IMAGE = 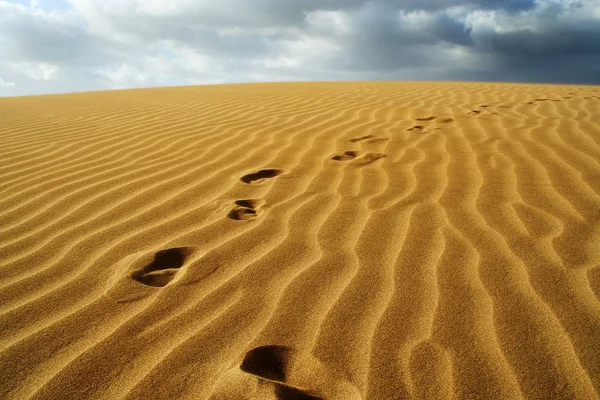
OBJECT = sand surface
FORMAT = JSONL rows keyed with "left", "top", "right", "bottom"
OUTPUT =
{"left": 1, "top": 81, "right": 600, "bottom": 400}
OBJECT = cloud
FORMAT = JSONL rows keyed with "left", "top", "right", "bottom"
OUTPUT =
{"left": 0, "top": 0, "right": 599, "bottom": 96}
{"left": 0, "top": 77, "right": 15, "bottom": 87}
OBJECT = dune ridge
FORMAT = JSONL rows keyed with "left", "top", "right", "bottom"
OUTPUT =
{"left": 1, "top": 81, "right": 599, "bottom": 399}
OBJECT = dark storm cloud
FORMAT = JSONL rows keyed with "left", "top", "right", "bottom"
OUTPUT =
{"left": 0, "top": 0, "right": 599, "bottom": 96}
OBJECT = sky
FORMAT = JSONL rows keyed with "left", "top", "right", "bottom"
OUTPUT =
{"left": 1, "top": 0, "right": 599, "bottom": 96}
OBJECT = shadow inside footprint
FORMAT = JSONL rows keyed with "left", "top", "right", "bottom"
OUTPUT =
{"left": 228, "top": 207, "right": 257, "bottom": 221}
{"left": 436, "top": 117, "right": 454, "bottom": 123}
{"left": 407, "top": 125, "right": 425, "bottom": 131}
{"left": 354, "top": 152, "right": 386, "bottom": 165}
{"left": 228, "top": 199, "right": 264, "bottom": 221}
{"left": 275, "top": 384, "right": 324, "bottom": 400}
{"left": 240, "top": 345, "right": 292, "bottom": 382}
{"left": 415, "top": 116, "right": 436, "bottom": 121}
{"left": 131, "top": 247, "right": 193, "bottom": 287}
{"left": 366, "top": 137, "right": 389, "bottom": 143}
{"left": 332, "top": 151, "right": 359, "bottom": 161}
{"left": 241, "top": 169, "right": 283, "bottom": 184}
{"left": 350, "top": 135, "right": 375, "bottom": 143}
{"left": 235, "top": 199, "right": 263, "bottom": 209}
{"left": 467, "top": 110, "right": 481, "bottom": 115}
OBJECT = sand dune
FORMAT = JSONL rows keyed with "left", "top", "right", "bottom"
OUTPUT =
{"left": 1, "top": 81, "right": 599, "bottom": 399}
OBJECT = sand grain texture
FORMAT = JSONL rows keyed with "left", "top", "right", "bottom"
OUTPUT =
{"left": 1, "top": 82, "right": 600, "bottom": 399}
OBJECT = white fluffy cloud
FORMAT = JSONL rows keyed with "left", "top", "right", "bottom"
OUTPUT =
{"left": 1, "top": 0, "right": 599, "bottom": 96}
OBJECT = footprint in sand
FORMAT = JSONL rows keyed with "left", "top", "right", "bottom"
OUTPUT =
{"left": 533, "top": 98, "right": 549, "bottom": 101}
{"left": 131, "top": 247, "right": 193, "bottom": 287}
{"left": 240, "top": 345, "right": 292, "bottom": 382}
{"left": 467, "top": 110, "right": 482, "bottom": 115}
{"left": 332, "top": 151, "right": 359, "bottom": 161}
{"left": 365, "top": 137, "right": 389, "bottom": 143}
{"left": 350, "top": 135, "right": 389, "bottom": 143}
{"left": 208, "top": 345, "right": 362, "bottom": 400}
{"left": 354, "top": 152, "right": 386, "bottom": 165}
{"left": 228, "top": 199, "right": 265, "bottom": 221}
{"left": 350, "top": 135, "right": 374, "bottom": 143}
{"left": 240, "top": 169, "right": 283, "bottom": 185}
{"left": 411, "top": 116, "right": 454, "bottom": 127}
{"left": 332, "top": 151, "right": 385, "bottom": 164}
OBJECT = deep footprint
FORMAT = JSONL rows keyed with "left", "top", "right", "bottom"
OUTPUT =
{"left": 240, "top": 345, "right": 292, "bottom": 382}
{"left": 240, "top": 345, "right": 325, "bottom": 400}
{"left": 240, "top": 169, "right": 283, "bottom": 184}
{"left": 407, "top": 125, "right": 425, "bottom": 131}
{"left": 275, "top": 384, "right": 324, "bottom": 400}
{"left": 332, "top": 151, "right": 359, "bottom": 161}
{"left": 436, "top": 117, "right": 454, "bottom": 123}
{"left": 415, "top": 116, "right": 436, "bottom": 121}
{"left": 131, "top": 247, "right": 193, "bottom": 287}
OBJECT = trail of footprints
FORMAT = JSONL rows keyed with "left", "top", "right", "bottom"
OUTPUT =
{"left": 127, "top": 99, "right": 575, "bottom": 397}
{"left": 464, "top": 92, "right": 600, "bottom": 116}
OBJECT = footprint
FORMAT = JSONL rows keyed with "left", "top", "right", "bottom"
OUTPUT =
{"left": 436, "top": 117, "right": 454, "bottom": 123}
{"left": 228, "top": 207, "right": 257, "bottom": 221}
{"left": 533, "top": 98, "right": 548, "bottom": 101}
{"left": 353, "top": 152, "right": 386, "bottom": 165}
{"left": 240, "top": 169, "right": 283, "bottom": 184}
{"left": 407, "top": 125, "right": 425, "bottom": 131}
{"left": 240, "top": 345, "right": 291, "bottom": 382}
{"left": 240, "top": 346, "right": 325, "bottom": 399}
{"left": 480, "top": 105, "right": 491, "bottom": 108}
{"left": 366, "top": 137, "right": 389, "bottom": 143}
{"left": 332, "top": 151, "right": 359, "bottom": 161}
{"left": 350, "top": 135, "right": 388, "bottom": 144}
{"left": 350, "top": 135, "right": 375, "bottom": 143}
{"left": 415, "top": 116, "right": 436, "bottom": 121}
{"left": 275, "top": 384, "right": 324, "bottom": 400}
{"left": 228, "top": 199, "right": 264, "bottom": 221}
{"left": 523, "top": 101, "right": 535, "bottom": 105}
{"left": 467, "top": 110, "right": 481, "bottom": 115}
{"left": 209, "top": 345, "right": 361, "bottom": 400}
{"left": 234, "top": 199, "right": 264, "bottom": 209}
{"left": 131, "top": 247, "right": 193, "bottom": 287}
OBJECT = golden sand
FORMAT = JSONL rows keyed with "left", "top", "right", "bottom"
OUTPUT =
{"left": 1, "top": 81, "right": 599, "bottom": 399}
